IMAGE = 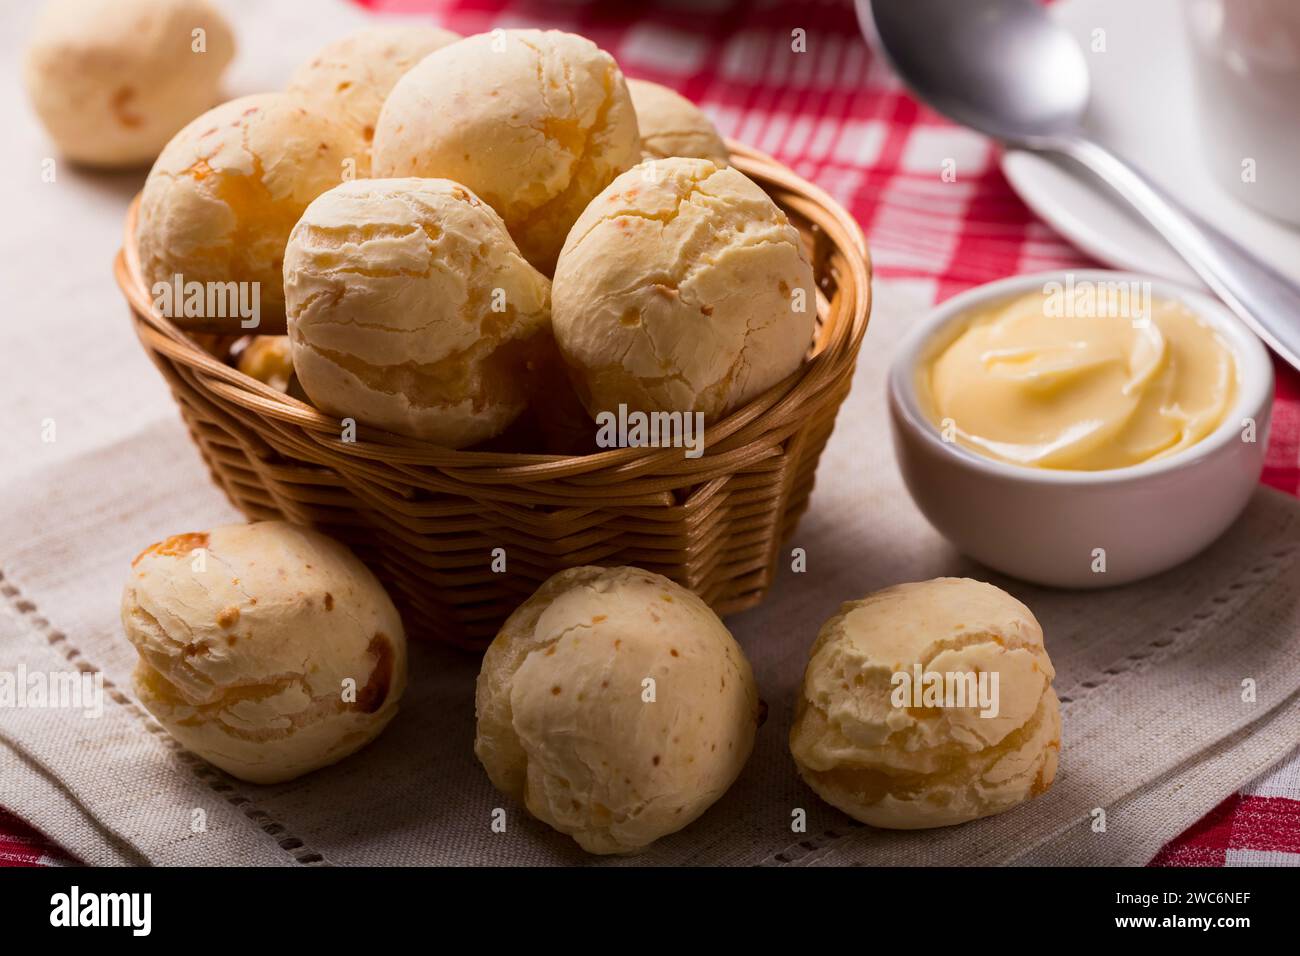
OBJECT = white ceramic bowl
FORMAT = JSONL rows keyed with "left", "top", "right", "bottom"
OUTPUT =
{"left": 888, "top": 270, "right": 1273, "bottom": 588}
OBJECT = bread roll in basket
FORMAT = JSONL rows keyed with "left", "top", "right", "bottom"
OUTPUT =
{"left": 114, "top": 143, "right": 872, "bottom": 650}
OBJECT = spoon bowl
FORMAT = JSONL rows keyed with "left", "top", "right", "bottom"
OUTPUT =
{"left": 865, "top": 0, "right": 1089, "bottom": 142}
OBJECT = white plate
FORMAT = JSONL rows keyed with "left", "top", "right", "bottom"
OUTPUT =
{"left": 1000, "top": 0, "right": 1300, "bottom": 288}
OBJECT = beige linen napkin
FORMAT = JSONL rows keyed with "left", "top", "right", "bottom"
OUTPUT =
{"left": 2, "top": 282, "right": 1298, "bottom": 867}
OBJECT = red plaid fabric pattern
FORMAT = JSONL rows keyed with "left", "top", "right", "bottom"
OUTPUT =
{"left": 0, "top": 810, "right": 71, "bottom": 868}
{"left": 4, "top": 0, "right": 1296, "bottom": 868}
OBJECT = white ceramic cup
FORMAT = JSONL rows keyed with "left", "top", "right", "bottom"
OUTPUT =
{"left": 1184, "top": 0, "right": 1300, "bottom": 225}
{"left": 888, "top": 270, "right": 1273, "bottom": 589}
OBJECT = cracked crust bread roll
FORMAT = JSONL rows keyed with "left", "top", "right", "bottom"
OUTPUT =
{"left": 284, "top": 177, "right": 552, "bottom": 448}
{"left": 551, "top": 157, "right": 817, "bottom": 420}
{"left": 372, "top": 29, "right": 640, "bottom": 274}
{"left": 121, "top": 522, "right": 407, "bottom": 784}
{"left": 475, "top": 566, "right": 761, "bottom": 854}
{"left": 235, "top": 335, "right": 294, "bottom": 392}
{"left": 627, "top": 78, "right": 728, "bottom": 166}
{"left": 136, "top": 93, "right": 366, "bottom": 333}
{"left": 23, "top": 0, "right": 235, "bottom": 167}
{"left": 789, "top": 578, "right": 1061, "bottom": 829}
{"left": 287, "top": 25, "right": 460, "bottom": 158}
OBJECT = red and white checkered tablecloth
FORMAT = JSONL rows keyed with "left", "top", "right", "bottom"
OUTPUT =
{"left": 4, "top": 0, "right": 1297, "bottom": 867}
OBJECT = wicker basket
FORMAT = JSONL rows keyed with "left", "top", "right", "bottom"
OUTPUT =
{"left": 115, "top": 143, "right": 872, "bottom": 650}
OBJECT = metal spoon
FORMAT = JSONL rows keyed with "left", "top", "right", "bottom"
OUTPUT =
{"left": 861, "top": 0, "right": 1300, "bottom": 371}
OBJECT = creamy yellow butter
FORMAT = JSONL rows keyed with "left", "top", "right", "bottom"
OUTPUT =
{"left": 921, "top": 290, "right": 1237, "bottom": 470}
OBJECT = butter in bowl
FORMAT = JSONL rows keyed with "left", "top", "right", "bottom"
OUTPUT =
{"left": 888, "top": 270, "right": 1273, "bottom": 588}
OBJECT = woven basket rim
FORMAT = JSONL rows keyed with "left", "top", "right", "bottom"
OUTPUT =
{"left": 116, "top": 141, "right": 872, "bottom": 476}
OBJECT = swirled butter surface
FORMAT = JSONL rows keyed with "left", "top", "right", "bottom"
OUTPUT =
{"left": 921, "top": 291, "right": 1237, "bottom": 471}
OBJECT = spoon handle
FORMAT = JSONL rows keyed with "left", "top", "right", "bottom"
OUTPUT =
{"left": 1052, "top": 135, "right": 1300, "bottom": 372}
